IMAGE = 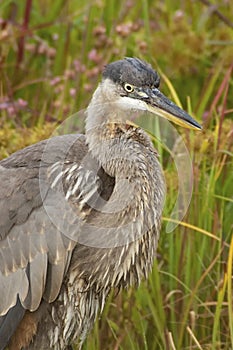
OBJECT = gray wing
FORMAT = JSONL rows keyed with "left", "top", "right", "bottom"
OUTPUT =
{"left": 0, "top": 134, "right": 104, "bottom": 346}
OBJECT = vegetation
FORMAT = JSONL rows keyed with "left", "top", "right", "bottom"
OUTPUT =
{"left": 0, "top": 0, "right": 232, "bottom": 349}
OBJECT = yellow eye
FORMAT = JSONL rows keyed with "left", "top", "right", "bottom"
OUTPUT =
{"left": 124, "top": 83, "right": 134, "bottom": 93}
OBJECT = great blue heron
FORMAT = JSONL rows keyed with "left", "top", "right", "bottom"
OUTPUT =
{"left": 0, "top": 58, "right": 201, "bottom": 349}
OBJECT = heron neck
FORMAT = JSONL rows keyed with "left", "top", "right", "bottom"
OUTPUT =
{"left": 84, "top": 121, "right": 165, "bottom": 257}
{"left": 85, "top": 120, "right": 156, "bottom": 176}
{"left": 85, "top": 85, "right": 147, "bottom": 169}
{"left": 86, "top": 84, "right": 128, "bottom": 133}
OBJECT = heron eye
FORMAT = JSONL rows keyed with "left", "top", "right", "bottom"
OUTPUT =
{"left": 124, "top": 83, "right": 134, "bottom": 93}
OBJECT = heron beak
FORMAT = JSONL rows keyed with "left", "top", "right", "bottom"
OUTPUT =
{"left": 144, "top": 88, "right": 202, "bottom": 130}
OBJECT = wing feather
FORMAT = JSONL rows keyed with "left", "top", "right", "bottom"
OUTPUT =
{"left": 43, "top": 251, "right": 73, "bottom": 303}
{"left": 0, "top": 134, "right": 104, "bottom": 324}
{"left": 21, "top": 253, "right": 48, "bottom": 311}
{"left": 0, "top": 269, "right": 28, "bottom": 315}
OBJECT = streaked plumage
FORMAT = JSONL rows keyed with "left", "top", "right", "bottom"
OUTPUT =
{"left": 0, "top": 58, "right": 201, "bottom": 349}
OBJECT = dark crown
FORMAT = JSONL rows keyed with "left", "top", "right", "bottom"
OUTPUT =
{"left": 102, "top": 57, "right": 160, "bottom": 88}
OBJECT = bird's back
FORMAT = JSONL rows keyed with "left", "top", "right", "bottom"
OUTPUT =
{"left": 0, "top": 133, "right": 112, "bottom": 349}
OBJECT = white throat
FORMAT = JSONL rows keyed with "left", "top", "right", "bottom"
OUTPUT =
{"left": 85, "top": 78, "right": 147, "bottom": 134}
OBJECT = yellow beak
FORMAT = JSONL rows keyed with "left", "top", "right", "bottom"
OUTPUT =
{"left": 140, "top": 87, "right": 202, "bottom": 130}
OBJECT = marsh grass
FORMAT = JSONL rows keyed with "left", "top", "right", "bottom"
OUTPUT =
{"left": 0, "top": 1, "right": 232, "bottom": 349}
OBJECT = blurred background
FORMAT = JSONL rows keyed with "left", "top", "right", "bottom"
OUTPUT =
{"left": 0, "top": 1, "right": 232, "bottom": 349}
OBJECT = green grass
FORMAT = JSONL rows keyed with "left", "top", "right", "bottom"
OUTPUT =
{"left": 0, "top": 0, "right": 233, "bottom": 349}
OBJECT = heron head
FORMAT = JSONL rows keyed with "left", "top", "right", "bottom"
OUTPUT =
{"left": 100, "top": 57, "right": 202, "bottom": 130}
